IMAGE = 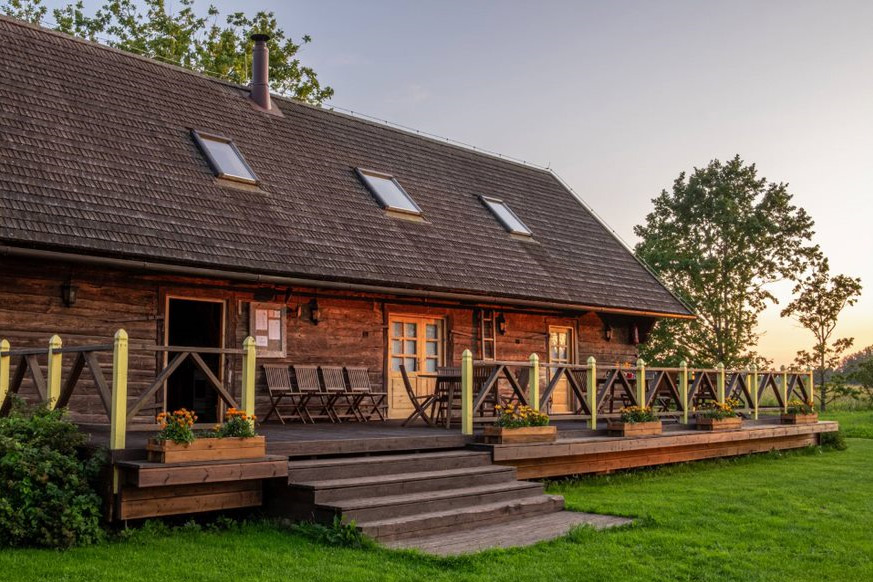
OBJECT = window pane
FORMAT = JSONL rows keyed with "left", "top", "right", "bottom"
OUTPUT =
{"left": 426, "top": 342, "right": 438, "bottom": 356}
{"left": 391, "top": 357, "right": 402, "bottom": 371}
{"left": 391, "top": 340, "right": 402, "bottom": 355}
{"left": 405, "top": 323, "right": 417, "bottom": 337}
{"left": 358, "top": 171, "right": 421, "bottom": 214}
{"left": 393, "top": 322, "right": 403, "bottom": 337}
{"left": 195, "top": 134, "right": 257, "bottom": 182}
{"left": 404, "top": 357, "right": 417, "bottom": 372}
{"left": 404, "top": 340, "right": 417, "bottom": 354}
{"left": 482, "top": 198, "right": 531, "bottom": 235}
{"left": 425, "top": 324, "right": 438, "bottom": 339}
{"left": 425, "top": 359, "right": 437, "bottom": 373}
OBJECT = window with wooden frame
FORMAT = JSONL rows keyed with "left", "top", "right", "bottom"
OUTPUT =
{"left": 192, "top": 130, "right": 259, "bottom": 184}
{"left": 480, "top": 309, "right": 497, "bottom": 360}
{"left": 249, "top": 302, "right": 286, "bottom": 358}
{"left": 389, "top": 317, "right": 443, "bottom": 373}
{"left": 356, "top": 168, "right": 423, "bottom": 216}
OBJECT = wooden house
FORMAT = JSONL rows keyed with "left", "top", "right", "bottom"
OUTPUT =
{"left": 0, "top": 15, "right": 694, "bottom": 424}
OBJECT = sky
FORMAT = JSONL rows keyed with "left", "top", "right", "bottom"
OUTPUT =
{"left": 42, "top": 0, "right": 873, "bottom": 365}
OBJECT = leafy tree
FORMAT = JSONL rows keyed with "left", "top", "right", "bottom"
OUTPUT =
{"left": 781, "top": 259, "right": 862, "bottom": 410}
{"left": 849, "top": 357, "right": 873, "bottom": 405}
{"left": 1, "top": 0, "right": 333, "bottom": 105}
{"left": 635, "top": 156, "right": 819, "bottom": 368}
{"left": 840, "top": 344, "right": 873, "bottom": 376}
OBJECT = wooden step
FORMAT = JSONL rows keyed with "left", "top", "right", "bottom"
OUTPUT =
{"left": 326, "top": 481, "right": 545, "bottom": 522}
{"left": 287, "top": 450, "right": 491, "bottom": 482}
{"left": 296, "top": 465, "right": 517, "bottom": 503}
{"left": 357, "top": 494, "right": 565, "bottom": 541}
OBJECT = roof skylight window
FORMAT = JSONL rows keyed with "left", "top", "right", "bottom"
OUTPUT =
{"left": 356, "top": 168, "right": 422, "bottom": 215}
{"left": 481, "top": 196, "right": 532, "bottom": 236}
{"left": 192, "top": 130, "right": 258, "bottom": 184}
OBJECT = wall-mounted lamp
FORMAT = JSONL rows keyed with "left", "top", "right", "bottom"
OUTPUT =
{"left": 604, "top": 324, "right": 613, "bottom": 342}
{"left": 309, "top": 298, "right": 320, "bottom": 326}
{"left": 61, "top": 280, "right": 78, "bottom": 307}
{"left": 496, "top": 312, "right": 507, "bottom": 335}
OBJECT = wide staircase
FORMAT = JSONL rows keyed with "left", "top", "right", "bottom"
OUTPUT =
{"left": 283, "top": 449, "right": 566, "bottom": 544}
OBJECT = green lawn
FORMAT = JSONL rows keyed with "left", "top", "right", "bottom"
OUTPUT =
{"left": 2, "top": 418, "right": 872, "bottom": 582}
{"left": 821, "top": 409, "right": 873, "bottom": 438}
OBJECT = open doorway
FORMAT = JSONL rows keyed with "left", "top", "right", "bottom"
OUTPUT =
{"left": 165, "top": 297, "right": 224, "bottom": 423}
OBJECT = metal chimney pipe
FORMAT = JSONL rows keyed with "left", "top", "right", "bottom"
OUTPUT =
{"left": 250, "top": 33, "right": 271, "bottom": 110}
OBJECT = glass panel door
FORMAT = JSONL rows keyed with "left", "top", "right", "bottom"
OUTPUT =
{"left": 387, "top": 316, "right": 444, "bottom": 420}
{"left": 548, "top": 326, "right": 574, "bottom": 414}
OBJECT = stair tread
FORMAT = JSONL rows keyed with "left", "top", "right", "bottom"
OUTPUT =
{"left": 357, "top": 494, "right": 562, "bottom": 529}
{"left": 324, "top": 480, "right": 543, "bottom": 511}
{"left": 293, "top": 465, "right": 513, "bottom": 489}
{"left": 287, "top": 450, "right": 487, "bottom": 470}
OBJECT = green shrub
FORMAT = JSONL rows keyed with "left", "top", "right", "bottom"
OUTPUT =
{"left": 820, "top": 430, "right": 848, "bottom": 451}
{"left": 0, "top": 400, "right": 104, "bottom": 548}
{"left": 291, "top": 516, "right": 373, "bottom": 549}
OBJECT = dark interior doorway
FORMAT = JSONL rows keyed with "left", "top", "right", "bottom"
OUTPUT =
{"left": 166, "top": 298, "right": 224, "bottom": 423}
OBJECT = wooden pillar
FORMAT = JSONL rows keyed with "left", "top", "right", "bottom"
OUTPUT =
{"left": 636, "top": 358, "right": 646, "bottom": 407}
{"left": 241, "top": 336, "right": 256, "bottom": 423}
{"left": 780, "top": 366, "right": 788, "bottom": 413}
{"left": 0, "top": 339, "right": 9, "bottom": 413}
{"left": 587, "top": 356, "right": 597, "bottom": 429}
{"left": 529, "top": 353, "right": 540, "bottom": 412}
{"left": 461, "top": 349, "right": 473, "bottom": 436}
{"left": 47, "top": 334, "right": 63, "bottom": 408}
{"left": 110, "top": 329, "right": 129, "bottom": 452}
{"left": 679, "top": 360, "right": 689, "bottom": 424}
{"left": 808, "top": 368, "right": 815, "bottom": 406}
{"left": 716, "top": 363, "right": 725, "bottom": 403}
{"left": 750, "top": 364, "right": 759, "bottom": 420}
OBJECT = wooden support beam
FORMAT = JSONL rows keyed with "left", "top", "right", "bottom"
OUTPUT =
{"left": 529, "top": 353, "right": 540, "bottom": 412}
{"left": 241, "top": 336, "right": 256, "bottom": 424}
{"left": 0, "top": 339, "right": 9, "bottom": 415}
{"left": 751, "top": 365, "right": 759, "bottom": 420}
{"left": 110, "top": 329, "right": 129, "bottom": 453}
{"left": 716, "top": 363, "right": 725, "bottom": 403}
{"left": 46, "top": 335, "right": 63, "bottom": 408}
{"left": 780, "top": 366, "right": 788, "bottom": 413}
{"left": 679, "top": 360, "right": 688, "bottom": 424}
{"left": 808, "top": 368, "right": 815, "bottom": 406}
{"left": 461, "top": 349, "right": 473, "bottom": 436}
{"left": 636, "top": 358, "right": 646, "bottom": 407}
{"left": 587, "top": 357, "right": 597, "bottom": 429}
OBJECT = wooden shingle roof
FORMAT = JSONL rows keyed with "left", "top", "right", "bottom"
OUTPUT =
{"left": 0, "top": 16, "right": 691, "bottom": 317}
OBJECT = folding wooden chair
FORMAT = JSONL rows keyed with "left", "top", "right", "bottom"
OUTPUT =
{"left": 400, "top": 365, "right": 437, "bottom": 427}
{"left": 346, "top": 366, "right": 387, "bottom": 421}
{"left": 293, "top": 365, "right": 335, "bottom": 423}
{"left": 262, "top": 364, "right": 307, "bottom": 424}
{"left": 320, "top": 366, "right": 358, "bottom": 422}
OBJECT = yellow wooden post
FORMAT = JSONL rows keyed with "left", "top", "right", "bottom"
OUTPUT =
{"left": 781, "top": 366, "right": 788, "bottom": 413}
{"left": 0, "top": 339, "right": 9, "bottom": 412}
{"left": 808, "top": 368, "right": 815, "bottom": 407}
{"left": 636, "top": 358, "right": 646, "bottom": 407}
{"left": 529, "top": 353, "right": 540, "bottom": 412}
{"left": 716, "top": 363, "right": 725, "bottom": 404}
{"left": 241, "top": 336, "right": 257, "bottom": 424}
{"left": 110, "top": 329, "right": 128, "bottom": 452}
{"left": 587, "top": 356, "right": 597, "bottom": 429}
{"left": 461, "top": 349, "right": 473, "bottom": 436}
{"left": 750, "top": 364, "right": 759, "bottom": 420}
{"left": 679, "top": 360, "right": 689, "bottom": 424}
{"left": 47, "top": 334, "right": 63, "bottom": 408}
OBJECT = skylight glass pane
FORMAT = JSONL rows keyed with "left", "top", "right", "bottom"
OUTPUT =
{"left": 193, "top": 132, "right": 257, "bottom": 183}
{"left": 482, "top": 197, "right": 532, "bottom": 236}
{"left": 357, "top": 170, "right": 421, "bottom": 214}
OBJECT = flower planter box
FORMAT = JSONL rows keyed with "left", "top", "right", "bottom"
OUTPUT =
{"left": 146, "top": 436, "right": 266, "bottom": 463}
{"left": 695, "top": 417, "right": 742, "bottom": 431}
{"left": 781, "top": 413, "right": 818, "bottom": 425}
{"left": 607, "top": 420, "right": 663, "bottom": 437}
{"left": 480, "top": 425, "right": 557, "bottom": 445}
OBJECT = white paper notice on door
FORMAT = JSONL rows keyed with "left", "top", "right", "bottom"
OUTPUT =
{"left": 268, "top": 319, "right": 281, "bottom": 340}
{"left": 255, "top": 310, "right": 269, "bottom": 331}
{"left": 255, "top": 335, "right": 269, "bottom": 347}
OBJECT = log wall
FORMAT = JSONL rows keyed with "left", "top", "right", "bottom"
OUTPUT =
{"left": 0, "top": 256, "right": 647, "bottom": 420}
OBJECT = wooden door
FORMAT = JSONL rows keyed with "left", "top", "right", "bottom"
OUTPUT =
{"left": 387, "top": 316, "right": 444, "bottom": 420}
{"left": 548, "top": 326, "right": 574, "bottom": 414}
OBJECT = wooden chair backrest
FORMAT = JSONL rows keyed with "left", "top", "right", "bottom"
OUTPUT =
{"left": 399, "top": 365, "right": 417, "bottom": 401}
{"left": 293, "top": 365, "right": 322, "bottom": 393}
{"left": 346, "top": 367, "right": 373, "bottom": 393}
{"left": 263, "top": 364, "right": 293, "bottom": 393}
{"left": 321, "top": 366, "right": 347, "bottom": 393}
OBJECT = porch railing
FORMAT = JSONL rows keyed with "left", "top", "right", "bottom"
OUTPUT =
{"left": 457, "top": 350, "right": 815, "bottom": 436}
{"left": 0, "top": 330, "right": 257, "bottom": 451}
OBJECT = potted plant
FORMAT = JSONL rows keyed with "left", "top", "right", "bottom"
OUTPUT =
{"left": 480, "top": 404, "right": 556, "bottom": 444}
{"left": 695, "top": 398, "right": 742, "bottom": 431}
{"left": 781, "top": 399, "right": 818, "bottom": 424}
{"left": 147, "top": 408, "right": 266, "bottom": 463}
{"left": 607, "top": 406, "right": 662, "bottom": 436}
